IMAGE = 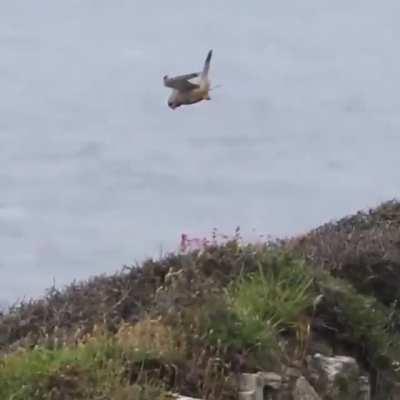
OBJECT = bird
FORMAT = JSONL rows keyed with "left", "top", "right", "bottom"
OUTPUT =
{"left": 163, "top": 50, "right": 213, "bottom": 110}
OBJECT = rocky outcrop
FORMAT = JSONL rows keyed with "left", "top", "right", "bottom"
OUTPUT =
{"left": 234, "top": 354, "right": 371, "bottom": 400}
{"left": 292, "top": 377, "right": 321, "bottom": 400}
{"left": 238, "top": 372, "right": 283, "bottom": 399}
{"left": 308, "top": 353, "right": 370, "bottom": 400}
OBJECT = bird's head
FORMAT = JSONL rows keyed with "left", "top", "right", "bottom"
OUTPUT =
{"left": 168, "top": 100, "right": 181, "bottom": 110}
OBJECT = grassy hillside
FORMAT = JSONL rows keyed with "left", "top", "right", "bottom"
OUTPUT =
{"left": 1, "top": 201, "right": 400, "bottom": 399}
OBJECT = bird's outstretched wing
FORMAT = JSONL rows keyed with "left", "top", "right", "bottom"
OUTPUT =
{"left": 201, "top": 50, "right": 212, "bottom": 78}
{"left": 163, "top": 73, "right": 200, "bottom": 92}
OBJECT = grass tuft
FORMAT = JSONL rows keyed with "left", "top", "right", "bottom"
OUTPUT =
{"left": 228, "top": 252, "right": 314, "bottom": 333}
{"left": 201, "top": 251, "right": 315, "bottom": 370}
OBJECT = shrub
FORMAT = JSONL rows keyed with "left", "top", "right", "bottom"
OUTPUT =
{"left": 316, "top": 273, "right": 400, "bottom": 368}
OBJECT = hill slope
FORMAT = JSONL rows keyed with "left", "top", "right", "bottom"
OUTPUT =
{"left": 1, "top": 201, "right": 400, "bottom": 399}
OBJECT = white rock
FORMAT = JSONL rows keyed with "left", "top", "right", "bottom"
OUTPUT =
{"left": 311, "top": 353, "right": 359, "bottom": 378}
{"left": 308, "top": 353, "right": 370, "bottom": 400}
{"left": 239, "top": 372, "right": 282, "bottom": 400}
{"left": 293, "top": 376, "right": 321, "bottom": 400}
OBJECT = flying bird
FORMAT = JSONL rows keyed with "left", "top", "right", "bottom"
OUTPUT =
{"left": 163, "top": 50, "right": 213, "bottom": 110}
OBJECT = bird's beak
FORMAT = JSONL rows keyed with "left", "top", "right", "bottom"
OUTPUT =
{"left": 168, "top": 103, "right": 179, "bottom": 110}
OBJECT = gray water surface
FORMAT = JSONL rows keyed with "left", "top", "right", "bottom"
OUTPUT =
{"left": 1, "top": 1, "right": 400, "bottom": 305}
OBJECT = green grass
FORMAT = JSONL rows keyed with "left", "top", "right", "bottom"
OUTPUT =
{"left": 228, "top": 252, "right": 314, "bottom": 333}
{"left": 202, "top": 251, "right": 315, "bottom": 368}
{"left": 0, "top": 333, "right": 168, "bottom": 400}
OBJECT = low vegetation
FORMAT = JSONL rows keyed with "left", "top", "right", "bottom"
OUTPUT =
{"left": 1, "top": 200, "right": 400, "bottom": 399}
{"left": 0, "top": 328, "right": 171, "bottom": 399}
